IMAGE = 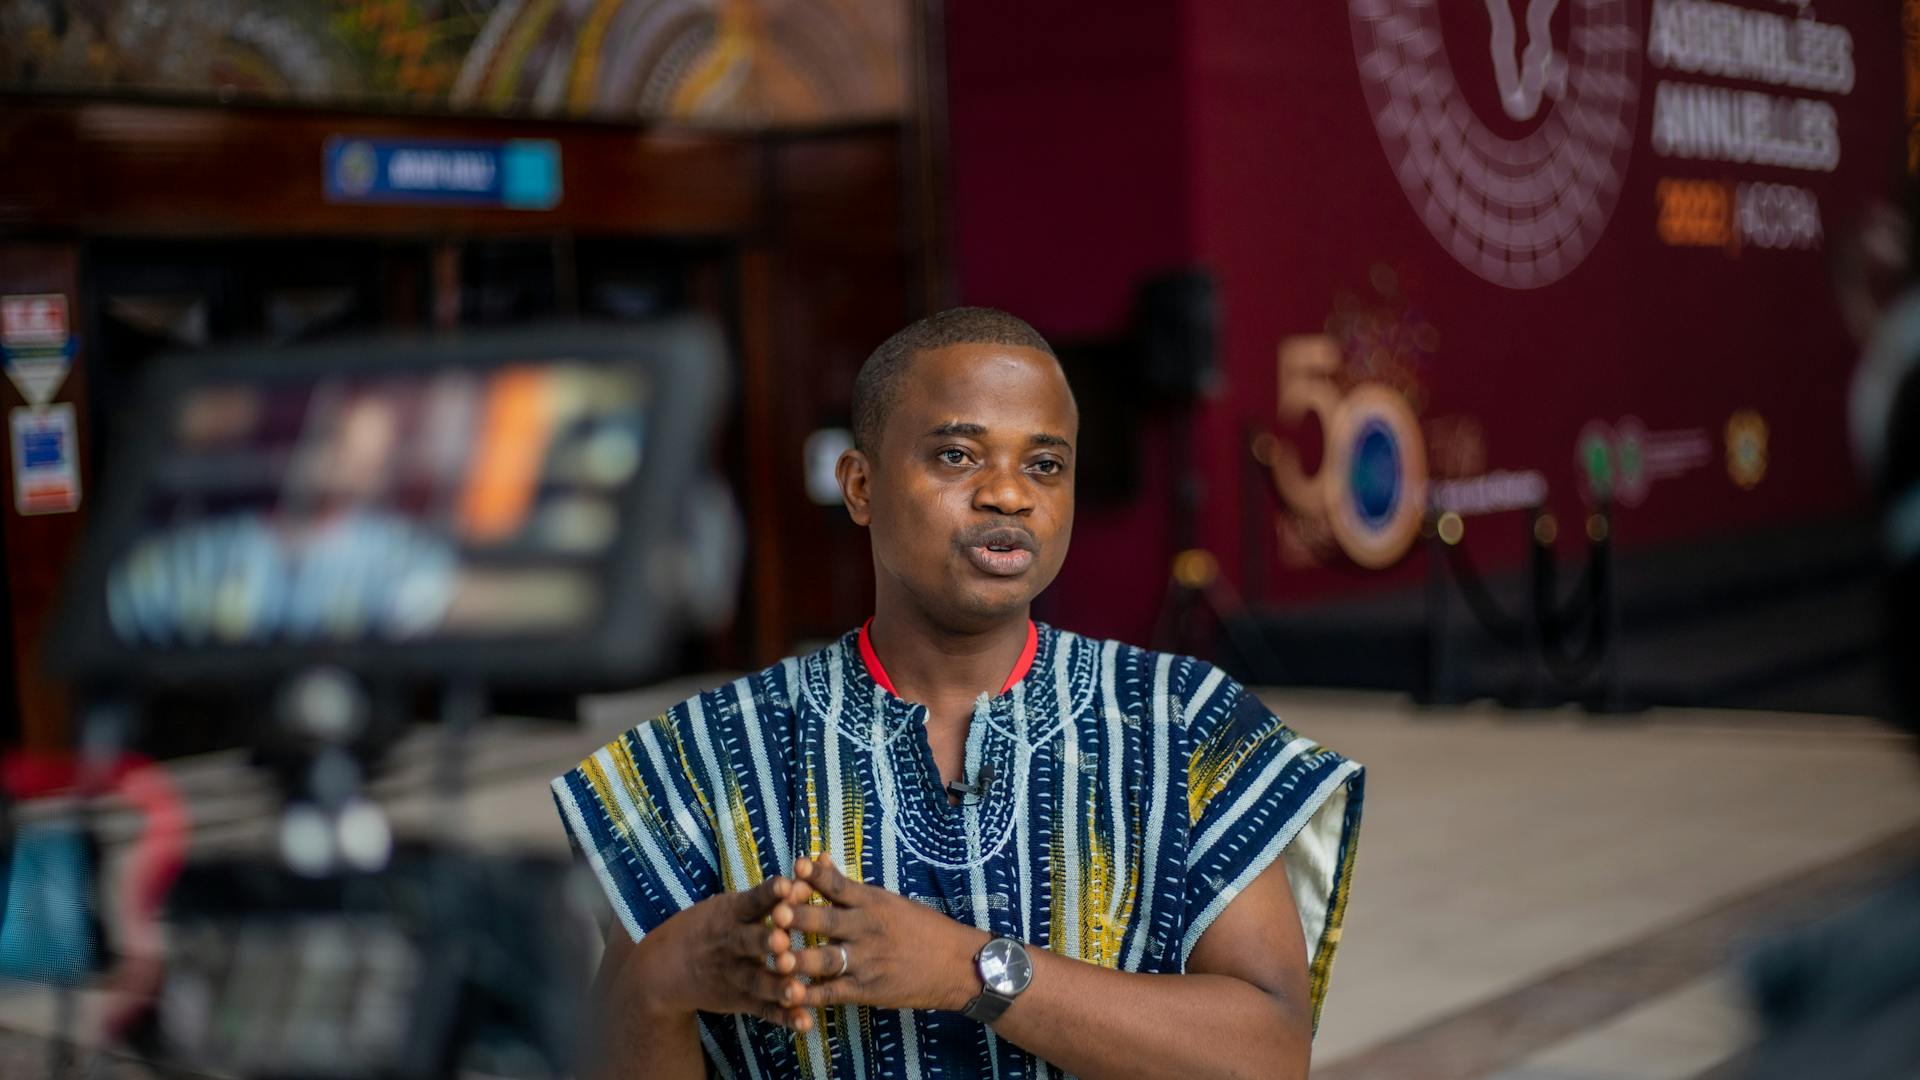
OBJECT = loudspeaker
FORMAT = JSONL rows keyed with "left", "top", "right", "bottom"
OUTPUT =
{"left": 1136, "top": 269, "right": 1218, "bottom": 402}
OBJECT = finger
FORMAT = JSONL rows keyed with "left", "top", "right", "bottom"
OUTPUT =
{"left": 785, "top": 901, "right": 855, "bottom": 939}
{"left": 744, "top": 940, "right": 796, "bottom": 980}
{"left": 767, "top": 946, "right": 798, "bottom": 975}
{"left": 752, "top": 999, "right": 799, "bottom": 1029}
{"left": 724, "top": 949, "right": 796, "bottom": 1008}
{"left": 786, "top": 944, "right": 852, "bottom": 981}
{"left": 749, "top": 970, "right": 803, "bottom": 1006}
{"left": 797, "top": 853, "right": 861, "bottom": 904}
{"left": 734, "top": 875, "right": 792, "bottom": 921}
{"left": 769, "top": 900, "right": 798, "bottom": 930}
{"left": 732, "top": 920, "right": 789, "bottom": 961}
{"left": 800, "top": 976, "right": 852, "bottom": 1009}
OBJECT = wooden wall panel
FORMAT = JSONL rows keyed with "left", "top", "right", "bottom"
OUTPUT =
{"left": 0, "top": 244, "right": 87, "bottom": 749}
{"left": 0, "top": 101, "right": 762, "bottom": 238}
{"left": 758, "top": 133, "right": 917, "bottom": 649}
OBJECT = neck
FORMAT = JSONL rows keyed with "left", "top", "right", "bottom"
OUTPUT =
{"left": 867, "top": 598, "right": 1031, "bottom": 709}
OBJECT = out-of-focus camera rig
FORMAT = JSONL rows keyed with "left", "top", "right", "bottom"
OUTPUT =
{"left": 10, "top": 318, "right": 737, "bottom": 1078}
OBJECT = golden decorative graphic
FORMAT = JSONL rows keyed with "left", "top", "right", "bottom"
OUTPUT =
{"left": 0, "top": 0, "right": 906, "bottom": 126}
{"left": 1725, "top": 410, "right": 1769, "bottom": 490}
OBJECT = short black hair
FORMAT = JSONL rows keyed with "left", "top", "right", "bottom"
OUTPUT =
{"left": 851, "top": 307, "right": 1058, "bottom": 454}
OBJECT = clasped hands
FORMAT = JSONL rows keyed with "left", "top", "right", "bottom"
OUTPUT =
{"left": 647, "top": 854, "right": 989, "bottom": 1033}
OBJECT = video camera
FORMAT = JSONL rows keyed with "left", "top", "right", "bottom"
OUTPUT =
{"left": 11, "top": 318, "right": 736, "bottom": 1078}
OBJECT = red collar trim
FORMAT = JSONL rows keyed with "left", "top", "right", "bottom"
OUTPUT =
{"left": 858, "top": 618, "right": 1039, "bottom": 698}
{"left": 857, "top": 618, "right": 896, "bottom": 694}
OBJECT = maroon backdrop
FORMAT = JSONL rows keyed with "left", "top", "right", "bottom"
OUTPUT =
{"left": 952, "top": 1, "right": 1906, "bottom": 644}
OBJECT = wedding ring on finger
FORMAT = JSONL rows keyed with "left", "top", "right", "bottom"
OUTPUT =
{"left": 832, "top": 944, "right": 850, "bottom": 979}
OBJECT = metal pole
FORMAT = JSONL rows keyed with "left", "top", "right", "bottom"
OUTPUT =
{"left": 1583, "top": 506, "right": 1645, "bottom": 714}
{"left": 1419, "top": 513, "right": 1470, "bottom": 705}
{"left": 1500, "top": 507, "right": 1564, "bottom": 709}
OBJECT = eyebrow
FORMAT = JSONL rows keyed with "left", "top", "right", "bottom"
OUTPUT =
{"left": 924, "top": 422, "right": 1072, "bottom": 451}
{"left": 926, "top": 422, "right": 987, "bottom": 439}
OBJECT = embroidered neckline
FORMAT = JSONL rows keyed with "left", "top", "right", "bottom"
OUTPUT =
{"left": 794, "top": 626, "right": 1094, "bottom": 871}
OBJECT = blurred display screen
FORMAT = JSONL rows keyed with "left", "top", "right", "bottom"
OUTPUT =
{"left": 105, "top": 362, "right": 649, "bottom": 649}
{"left": 161, "top": 915, "right": 421, "bottom": 1076}
{"left": 153, "top": 851, "right": 597, "bottom": 1078}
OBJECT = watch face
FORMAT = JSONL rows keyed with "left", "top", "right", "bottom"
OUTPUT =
{"left": 980, "top": 938, "right": 1033, "bottom": 996}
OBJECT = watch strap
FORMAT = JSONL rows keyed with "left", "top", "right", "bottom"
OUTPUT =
{"left": 961, "top": 985, "right": 1014, "bottom": 1023}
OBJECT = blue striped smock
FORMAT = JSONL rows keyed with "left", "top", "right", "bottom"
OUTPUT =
{"left": 553, "top": 624, "right": 1365, "bottom": 1079}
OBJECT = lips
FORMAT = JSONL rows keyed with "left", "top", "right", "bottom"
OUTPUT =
{"left": 967, "top": 546, "right": 1035, "bottom": 576}
{"left": 960, "top": 526, "right": 1037, "bottom": 578}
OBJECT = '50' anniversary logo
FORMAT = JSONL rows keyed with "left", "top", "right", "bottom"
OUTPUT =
{"left": 1255, "top": 336, "right": 1428, "bottom": 570}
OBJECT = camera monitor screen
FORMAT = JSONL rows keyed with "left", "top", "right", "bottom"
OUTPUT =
{"left": 53, "top": 320, "right": 725, "bottom": 686}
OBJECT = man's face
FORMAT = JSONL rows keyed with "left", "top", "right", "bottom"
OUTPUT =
{"left": 840, "top": 342, "right": 1077, "bottom": 631}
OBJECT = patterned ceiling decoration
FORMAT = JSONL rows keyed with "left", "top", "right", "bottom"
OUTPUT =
{"left": 0, "top": 0, "right": 906, "bottom": 126}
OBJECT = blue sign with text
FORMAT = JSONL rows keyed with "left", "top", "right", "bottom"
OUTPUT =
{"left": 323, "top": 137, "right": 561, "bottom": 210}
{"left": 20, "top": 426, "right": 63, "bottom": 469}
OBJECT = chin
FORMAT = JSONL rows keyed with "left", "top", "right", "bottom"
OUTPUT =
{"left": 947, "top": 583, "right": 1037, "bottom": 626}
{"left": 902, "top": 580, "right": 1020, "bottom": 631}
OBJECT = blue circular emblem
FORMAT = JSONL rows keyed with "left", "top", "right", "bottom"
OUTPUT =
{"left": 1348, "top": 418, "right": 1402, "bottom": 528}
{"left": 1323, "top": 384, "right": 1426, "bottom": 569}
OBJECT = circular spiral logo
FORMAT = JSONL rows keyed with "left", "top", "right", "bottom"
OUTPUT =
{"left": 1349, "top": 0, "right": 1643, "bottom": 289}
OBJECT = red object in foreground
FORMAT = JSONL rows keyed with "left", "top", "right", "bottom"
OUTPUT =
{"left": 2, "top": 751, "right": 189, "bottom": 1035}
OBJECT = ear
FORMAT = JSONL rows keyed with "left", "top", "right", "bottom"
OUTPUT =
{"left": 836, "top": 448, "right": 874, "bottom": 526}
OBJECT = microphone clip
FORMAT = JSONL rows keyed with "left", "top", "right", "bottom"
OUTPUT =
{"left": 944, "top": 764, "right": 996, "bottom": 803}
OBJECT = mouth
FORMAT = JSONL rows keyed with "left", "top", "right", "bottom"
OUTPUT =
{"left": 960, "top": 527, "right": 1037, "bottom": 578}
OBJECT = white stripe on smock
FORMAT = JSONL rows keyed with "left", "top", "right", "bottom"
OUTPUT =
{"left": 1123, "top": 652, "right": 1175, "bottom": 970}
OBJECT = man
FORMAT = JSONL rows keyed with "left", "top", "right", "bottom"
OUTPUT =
{"left": 554, "top": 308, "right": 1365, "bottom": 1078}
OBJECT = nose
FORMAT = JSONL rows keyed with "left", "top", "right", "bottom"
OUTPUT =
{"left": 972, "top": 458, "right": 1034, "bottom": 517}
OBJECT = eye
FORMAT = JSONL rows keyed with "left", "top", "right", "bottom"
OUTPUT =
{"left": 939, "top": 448, "right": 972, "bottom": 466}
{"left": 1028, "top": 458, "right": 1063, "bottom": 476}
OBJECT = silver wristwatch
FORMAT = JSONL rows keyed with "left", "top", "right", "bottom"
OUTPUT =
{"left": 961, "top": 936, "right": 1033, "bottom": 1023}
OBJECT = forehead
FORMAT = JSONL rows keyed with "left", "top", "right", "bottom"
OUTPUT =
{"left": 890, "top": 343, "right": 1076, "bottom": 439}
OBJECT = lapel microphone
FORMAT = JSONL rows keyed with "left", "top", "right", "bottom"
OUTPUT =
{"left": 945, "top": 764, "right": 996, "bottom": 802}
